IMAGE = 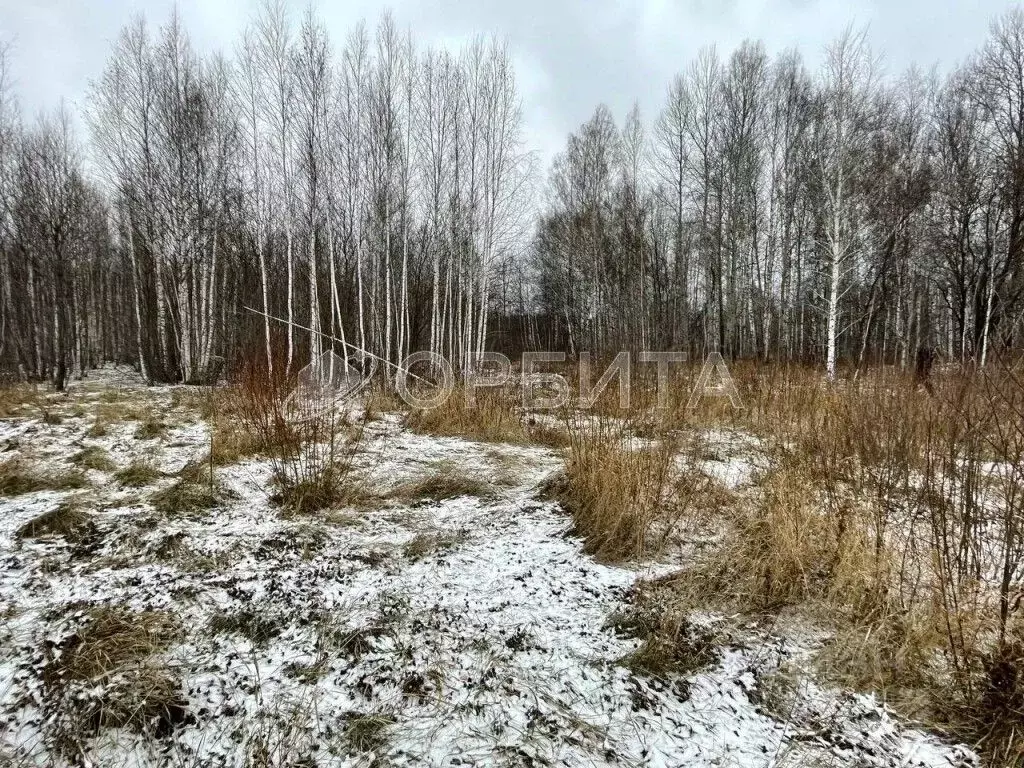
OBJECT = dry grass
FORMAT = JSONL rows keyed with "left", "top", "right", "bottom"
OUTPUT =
{"left": 46, "top": 606, "right": 179, "bottom": 682}
{"left": 389, "top": 468, "right": 495, "bottom": 504}
{"left": 317, "top": 618, "right": 390, "bottom": 660}
{"left": 0, "top": 383, "right": 42, "bottom": 417}
{"left": 403, "top": 530, "right": 468, "bottom": 561}
{"left": 552, "top": 420, "right": 691, "bottom": 561}
{"left": 681, "top": 452, "right": 881, "bottom": 613}
{"left": 344, "top": 712, "right": 394, "bottom": 754}
{"left": 85, "top": 419, "right": 108, "bottom": 437}
{"left": 628, "top": 359, "right": 1024, "bottom": 764}
{"left": 133, "top": 415, "right": 168, "bottom": 440}
{"left": 209, "top": 420, "right": 263, "bottom": 465}
{"left": 270, "top": 465, "right": 377, "bottom": 516}
{"left": 271, "top": 476, "right": 335, "bottom": 515}
{"left": 93, "top": 401, "right": 146, "bottom": 424}
{"left": 815, "top": 606, "right": 946, "bottom": 718}
{"left": 148, "top": 532, "right": 232, "bottom": 571}
{"left": 526, "top": 419, "right": 572, "bottom": 448}
{"left": 241, "top": 701, "right": 340, "bottom": 767}
{"left": 609, "top": 576, "right": 719, "bottom": 683}
{"left": 149, "top": 460, "right": 236, "bottom": 520}
{"left": 0, "top": 459, "right": 87, "bottom": 496}
{"left": 235, "top": 364, "right": 370, "bottom": 515}
{"left": 38, "top": 406, "right": 63, "bottom": 425}
{"left": 98, "top": 388, "right": 129, "bottom": 404}
{"left": 114, "top": 460, "right": 162, "bottom": 487}
{"left": 394, "top": 359, "right": 1018, "bottom": 761}
{"left": 209, "top": 608, "right": 284, "bottom": 647}
{"left": 71, "top": 445, "right": 115, "bottom": 472}
{"left": 150, "top": 475, "right": 229, "bottom": 516}
{"left": 407, "top": 387, "right": 525, "bottom": 442}
{"left": 80, "top": 665, "right": 187, "bottom": 734}
{"left": 41, "top": 605, "right": 187, "bottom": 742}
{"left": 200, "top": 386, "right": 265, "bottom": 465}
{"left": 169, "top": 387, "right": 217, "bottom": 417}
{"left": 406, "top": 385, "right": 570, "bottom": 447}
{"left": 15, "top": 501, "right": 96, "bottom": 543}
{"left": 363, "top": 385, "right": 407, "bottom": 421}
{"left": 139, "top": 355, "right": 1022, "bottom": 763}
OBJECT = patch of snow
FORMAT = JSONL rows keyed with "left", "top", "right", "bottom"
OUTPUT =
{"left": 0, "top": 377, "right": 977, "bottom": 767}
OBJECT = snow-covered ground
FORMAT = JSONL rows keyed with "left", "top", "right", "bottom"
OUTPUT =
{"left": 0, "top": 367, "right": 975, "bottom": 766}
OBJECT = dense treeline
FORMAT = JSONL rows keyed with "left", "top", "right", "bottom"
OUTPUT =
{"left": 0, "top": 4, "right": 530, "bottom": 386}
{"left": 1, "top": 6, "right": 1023, "bottom": 386}
{"left": 533, "top": 15, "right": 1024, "bottom": 377}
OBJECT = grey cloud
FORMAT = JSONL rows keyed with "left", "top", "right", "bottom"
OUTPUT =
{"left": 0, "top": 0, "right": 1015, "bottom": 166}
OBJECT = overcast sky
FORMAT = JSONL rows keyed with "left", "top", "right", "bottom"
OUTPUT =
{"left": 0, "top": 0, "right": 1017, "bottom": 167}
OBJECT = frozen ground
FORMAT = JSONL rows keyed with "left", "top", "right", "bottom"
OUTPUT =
{"left": 0, "top": 367, "right": 976, "bottom": 766}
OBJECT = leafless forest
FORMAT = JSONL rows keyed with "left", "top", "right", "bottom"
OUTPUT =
{"left": 1, "top": 5, "right": 1023, "bottom": 385}
{"left": 4, "top": 5, "right": 1024, "bottom": 768}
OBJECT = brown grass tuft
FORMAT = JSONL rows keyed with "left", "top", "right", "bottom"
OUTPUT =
{"left": 403, "top": 531, "right": 468, "bottom": 561}
{"left": 85, "top": 419, "right": 108, "bottom": 438}
{"left": 93, "top": 401, "right": 145, "bottom": 424}
{"left": 389, "top": 468, "right": 495, "bottom": 504}
{"left": 270, "top": 464, "right": 376, "bottom": 516}
{"left": 610, "top": 581, "right": 718, "bottom": 682}
{"left": 631, "top": 360, "right": 1024, "bottom": 764}
{"left": 816, "top": 607, "right": 945, "bottom": 718}
{"left": 41, "top": 605, "right": 188, "bottom": 742}
{"left": 114, "top": 461, "right": 162, "bottom": 487}
{"left": 208, "top": 608, "right": 284, "bottom": 647}
{"left": 363, "top": 385, "right": 407, "bottom": 421}
{"left": 235, "top": 362, "right": 368, "bottom": 515}
{"left": 0, "top": 383, "right": 42, "bottom": 417}
{"left": 554, "top": 422, "right": 688, "bottom": 561}
{"left": 47, "top": 605, "right": 178, "bottom": 682}
{"left": 150, "top": 477, "right": 230, "bottom": 516}
{"left": 728, "top": 453, "right": 880, "bottom": 611}
{"left": 406, "top": 386, "right": 569, "bottom": 446}
{"left": 203, "top": 386, "right": 265, "bottom": 465}
{"left": 71, "top": 445, "right": 115, "bottom": 472}
{"left": 0, "top": 459, "right": 87, "bottom": 496}
{"left": 343, "top": 712, "right": 394, "bottom": 754}
{"left": 133, "top": 415, "right": 168, "bottom": 440}
{"left": 16, "top": 501, "right": 96, "bottom": 543}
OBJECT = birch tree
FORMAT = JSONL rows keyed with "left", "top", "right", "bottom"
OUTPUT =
{"left": 817, "top": 26, "right": 877, "bottom": 381}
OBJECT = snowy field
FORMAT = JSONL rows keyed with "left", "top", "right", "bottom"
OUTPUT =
{"left": 0, "top": 367, "right": 976, "bottom": 767}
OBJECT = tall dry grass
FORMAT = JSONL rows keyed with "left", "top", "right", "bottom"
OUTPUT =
{"left": 222, "top": 353, "right": 1024, "bottom": 760}
{"left": 667, "top": 358, "right": 1024, "bottom": 763}
{"left": 235, "top": 362, "right": 367, "bottom": 514}
{"left": 549, "top": 415, "right": 717, "bottom": 561}
{"left": 406, "top": 384, "right": 570, "bottom": 447}
{"left": 473, "top": 355, "right": 1024, "bottom": 762}
{"left": 555, "top": 420, "right": 678, "bottom": 560}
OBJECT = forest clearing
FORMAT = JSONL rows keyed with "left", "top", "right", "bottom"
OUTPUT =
{"left": 3, "top": 0, "right": 1024, "bottom": 765}
{"left": 0, "top": 361, "right": 1019, "bottom": 767}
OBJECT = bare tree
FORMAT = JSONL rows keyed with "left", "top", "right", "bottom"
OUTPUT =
{"left": 817, "top": 26, "right": 878, "bottom": 381}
